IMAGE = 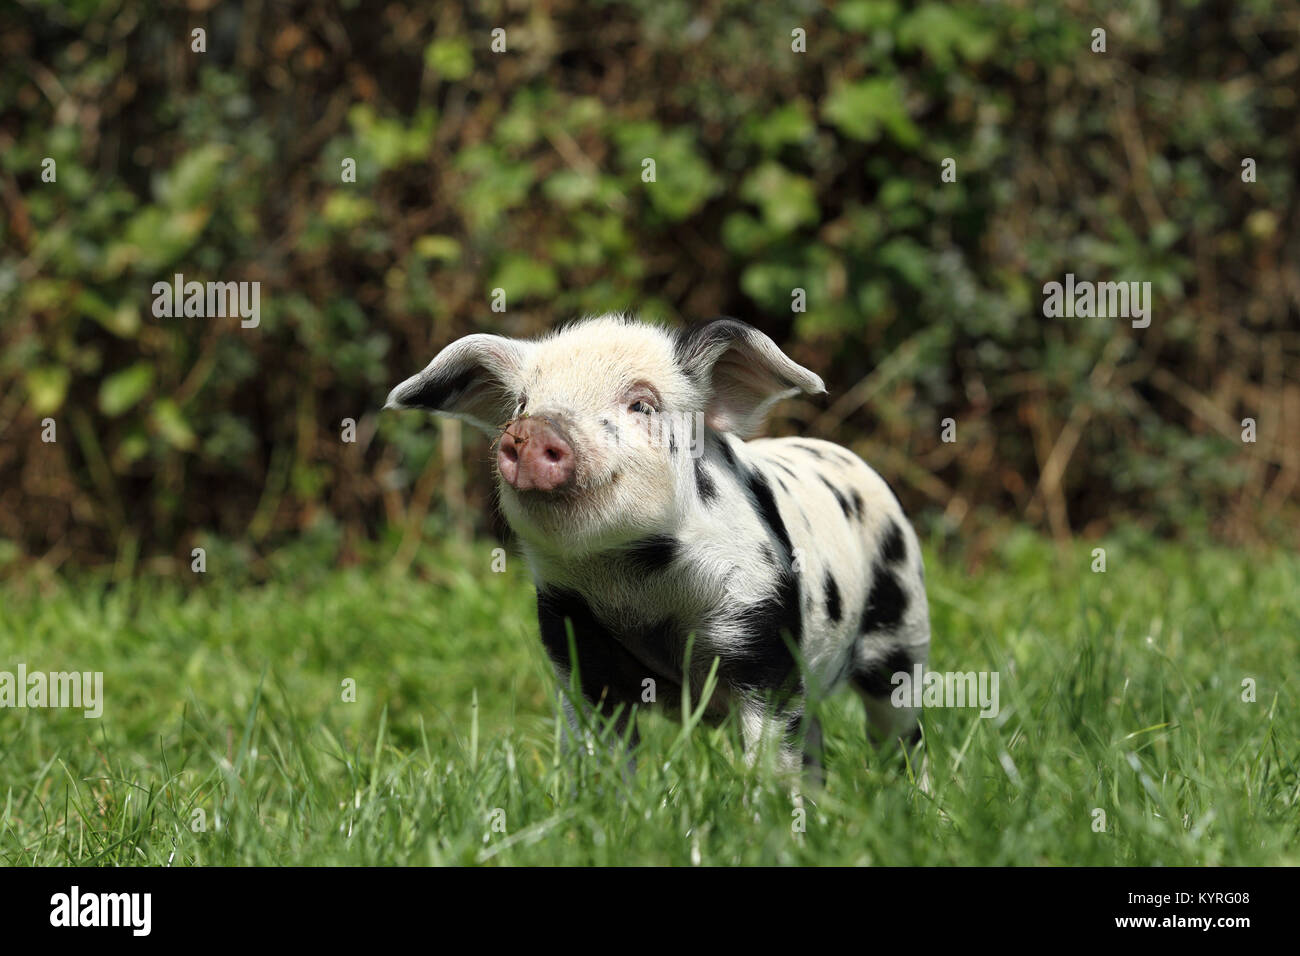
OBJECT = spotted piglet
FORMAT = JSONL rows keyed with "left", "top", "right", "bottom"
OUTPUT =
{"left": 386, "top": 316, "right": 930, "bottom": 777}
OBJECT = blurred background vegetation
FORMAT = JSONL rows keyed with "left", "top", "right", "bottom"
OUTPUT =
{"left": 1, "top": 0, "right": 1297, "bottom": 575}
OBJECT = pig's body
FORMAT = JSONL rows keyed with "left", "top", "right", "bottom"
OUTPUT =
{"left": 387, "top": 315, "right": 930, "bottom": 775}
{"left": 525, "top": 432, "right": 929, "bottom": 772}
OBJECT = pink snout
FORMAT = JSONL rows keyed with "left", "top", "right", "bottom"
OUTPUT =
{"left": 498, "top": 417, "right": 575, "bottom": 492}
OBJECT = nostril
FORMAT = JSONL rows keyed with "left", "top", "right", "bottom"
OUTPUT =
{"left": 544, "top": 447, "right": 561, "bottom": 463}
{"left": 501, "top": 438, "right": 518, "bottom": 462}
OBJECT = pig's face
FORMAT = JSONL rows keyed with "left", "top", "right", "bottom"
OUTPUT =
{"left": 386, "top": 315, "right": 824, "bottom": 556}
{"left": 494, "top": 320, "right": 695, "bottom": 552}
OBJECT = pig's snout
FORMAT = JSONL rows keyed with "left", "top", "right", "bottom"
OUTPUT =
{"left": 498, "top": 417, "right": 575, "bottom": 492}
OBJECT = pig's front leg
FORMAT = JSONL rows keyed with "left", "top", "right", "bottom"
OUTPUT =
{"left": 551, "top": 670, "right": 640, "bottom": 765}
{"left": 538, "top": 588, "right": 643, "bottom": 772}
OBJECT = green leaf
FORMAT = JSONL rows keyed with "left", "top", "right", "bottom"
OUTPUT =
{"left": 744, "top": 102, "right": 816, "bottom": 153}
{"left": 323, "top": 192, "right": 376, "bottom": 227}
{"left": 76, "top": 291, "right": 140, "bottom": 339}
{"left": 615, "top": 124, "right": 720, "bottom": 221}
{"left": 347, "top": 106, "right": 436, "bottom": 171}
{"left": 491, "top": 254, "right": 558, "bottom": 300}
{"left": 424, "top": 38, "right": 473, "bottom": 81}
{"left": 26, "top": 366, "right": 71, "bottom": 415}
{"left": 150, "top": 399, "right": 197, "bottom": 450}
{"left": 740, "top": 261, "right": 803, "bottom": 310}
{"left": 740, "top": 163, "right": 819, "bottom": 232}
{"left": 897, "top": 4, "right": 996, "bottom": 68}
{"left": 878, "top": 237, "right": 931, "bottom": 289}
{"left": 157, "top": 144, "right": 229, "bottom": 210}
{"left": 455, "top": 146, "right": 537, "bottom": 233}
{"left": 721, "top": 212, "right": 768, "bottom": 256}
{"left": 542, "top": 170, "right": 601, "bottom": 208}
{"left": 99, "top": 363, "right": 154, "bottom": 417}
{"left": 413, "top": 235, "right": 462, "bottom": 262}
{"left": 834, "top": 0, "right": 901, "bottom": 32}
{"left": 119, "top": 205, "right": 211, "bottom": 270}
{"left": 822, "top": 77, "right": 920, "bottom": 146}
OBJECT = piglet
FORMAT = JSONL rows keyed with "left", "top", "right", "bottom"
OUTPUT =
{"left": 387, "top": 316, "right": 930, "bottom": 776}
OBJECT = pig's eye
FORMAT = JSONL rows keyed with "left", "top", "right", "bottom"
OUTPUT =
{"left": 514, "top": 396, "right": 528, "bottom": 417}
{"left": 629, "top": 399, "right": 656, "bottom": 415}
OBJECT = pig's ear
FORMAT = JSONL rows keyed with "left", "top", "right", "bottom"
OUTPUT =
{"left": 385, "top": 334, "right": 530, "bottom": 434}
{"left": 675, "top": 317, "right": 825, "bottom": 437}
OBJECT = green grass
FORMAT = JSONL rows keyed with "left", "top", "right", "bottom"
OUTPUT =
{"left": 1, "top": 532, "right": 1296, "bottom": 865}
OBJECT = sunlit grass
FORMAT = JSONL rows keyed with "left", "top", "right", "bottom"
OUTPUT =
{"left": 1, "top": 533, "right": 1296, "bottom": 865}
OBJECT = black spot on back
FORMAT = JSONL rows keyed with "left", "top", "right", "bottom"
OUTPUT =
{"left": 771, "top": 459, "right": 800, "bottom": 481}
{"left": 623, "top": 535, "right": 679, "bottom": 574}
{"left": 694, "top": 458, "right": 718, "bottom": 503}
{"left": 824, "top": 572, "right": 842, "bottom": 622}
{"left": 852, "top": 646, "right": 914, "bottom": 698}
{"left": 794, "top": 442, "right": 827, "bottom": 460}
{"left": 860, "top": 565, "right": 908, "bottom": 633}
{"left": 817, "top": 475, "right": 854, "bottom": 520}
{"left": 880, "top": 520, "right": 907, "bottom": 565}
{"left": 833, "top": 447, "right": 862, "bottom": 468}
{"left": 850, "top": 489, "right": 864, "bottom": 520}
{"left": 746, "top": 470, "right": 793, "bottom": 559}
{"left": 731, "top": 567, "right": 803, "bottom": 689}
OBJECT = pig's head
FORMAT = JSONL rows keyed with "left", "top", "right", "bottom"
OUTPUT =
{"left": 386, "top": 315, "right": 824, "bottom": 556}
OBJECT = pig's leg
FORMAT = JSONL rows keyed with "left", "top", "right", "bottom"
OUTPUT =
{"left": 853, "top": 650, "right": 924, "bottom": 740}
{"left": 738, "top": 697, "right": 802, "bottom": 776}
{"left": 795, "top": 712, "right": 825, "bottom": 788}
{"left": 850, "top": 536, "right": 931, "bottom": 780}
{"left": 538, "top": 588, "right": 647, "bottom": 769}
{"left": 852, "top": 649, "right": 929, "bottom": 791}
{"left": 552, "top": 665, "right": 640, "bottom": 777}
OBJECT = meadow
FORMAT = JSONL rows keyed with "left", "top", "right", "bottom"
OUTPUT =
{"left": 2, "top": 532, "right": 1295, "bottom": 866}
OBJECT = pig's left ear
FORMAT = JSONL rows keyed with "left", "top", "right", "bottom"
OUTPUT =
{"left": 385, "top": 333, "right": 531, "bottom": 434}
{"left": 675, "top": 318, "right": 826, "bottom": 437}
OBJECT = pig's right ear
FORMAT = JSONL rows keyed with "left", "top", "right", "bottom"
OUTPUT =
{"left": 385, "top": 334, "right": 530, "bottom": 434}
